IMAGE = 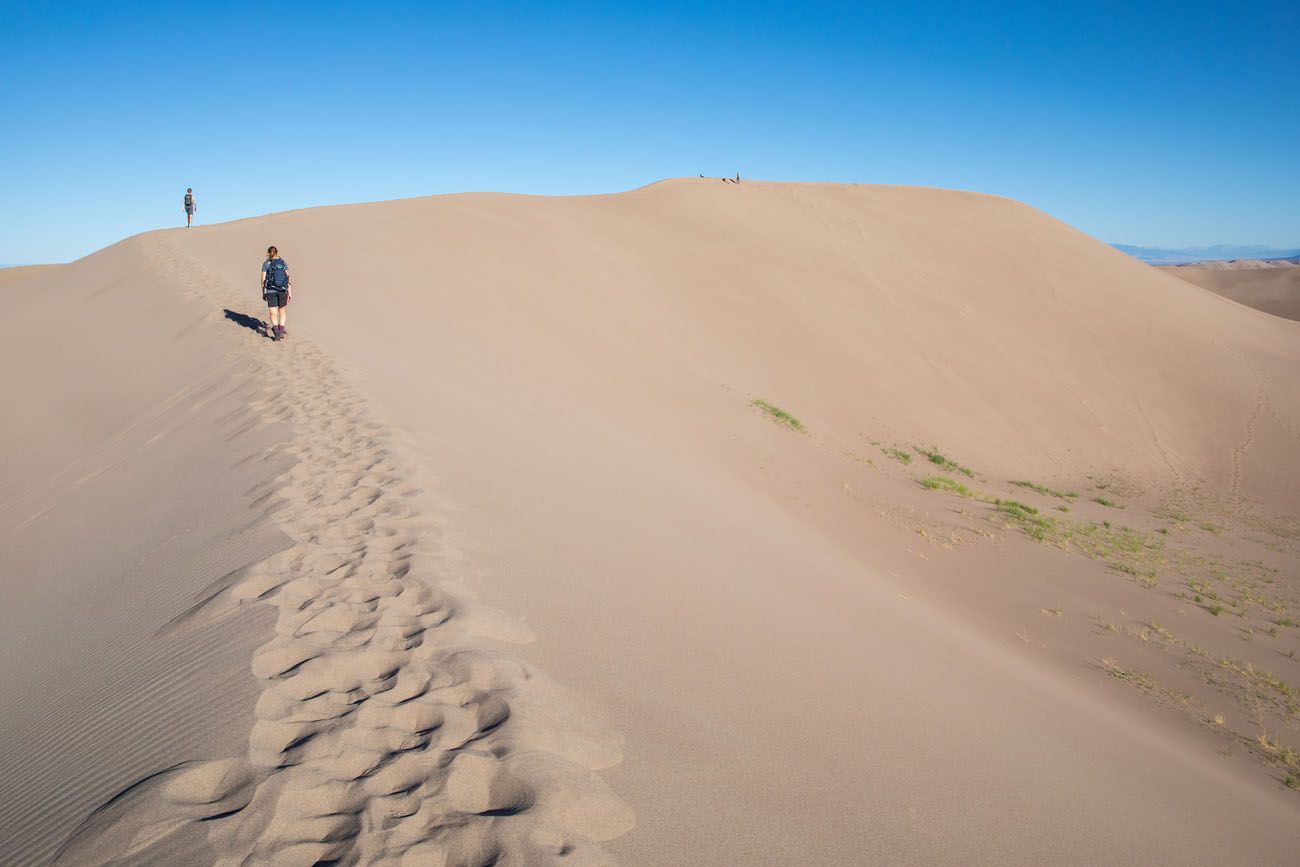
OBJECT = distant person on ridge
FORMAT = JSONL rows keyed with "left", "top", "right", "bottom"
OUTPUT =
{"left": 260, "top": 245, "right": 291, "bottom": 341}
{"left": 183, "top": 188, "right": 196, "bottom": 227}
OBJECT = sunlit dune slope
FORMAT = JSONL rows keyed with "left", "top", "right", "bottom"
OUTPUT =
{"left": 180, "top": 178, "right": 1300, "bottom": 509}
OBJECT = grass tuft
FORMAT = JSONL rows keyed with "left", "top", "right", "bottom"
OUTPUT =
{"left": 881, "top": 446, "right": 912, "bottom": 465}
{"left": 914, "top": 446, "right": 974, "bottom": 477}
{"left": 993, "top": 499, "right": 1055, "bottom": 540}
{"left": 921, "top": 476, "right": 973, "bottom": 497}
{"left": 751, "top": 399, "right": 804, "bottom": 432}
{"left": 1011, "top": 480, "right": 1078, "bottom": 499}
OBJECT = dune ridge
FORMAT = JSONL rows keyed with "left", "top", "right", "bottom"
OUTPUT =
{"left": 4, "top": 179, "right": 1300, "bottom": 865}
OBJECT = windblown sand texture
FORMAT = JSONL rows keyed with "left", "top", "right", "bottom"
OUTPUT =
{"left": 1160, "top": 258, "right": 1300, "bottom": 321}
{"left": 2, "top": 179, "right": 1299, "bottom": 865}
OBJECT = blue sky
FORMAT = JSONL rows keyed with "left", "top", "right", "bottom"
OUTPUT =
{"left": 2, "top": 1, "right": 1298, "bottom": 263}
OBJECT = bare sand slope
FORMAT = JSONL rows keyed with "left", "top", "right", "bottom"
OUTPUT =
{"left": 180, "top": 179, "right": 1300, "bottom": 511}
{"left": 1161, "top": 260, "right": 1300, "bottom": 321}
{"left": 162, "top": 179, "right": 1297, "bottom": 863}
{"left": 4, "top": 180, "right": 1300, "bottom": 865}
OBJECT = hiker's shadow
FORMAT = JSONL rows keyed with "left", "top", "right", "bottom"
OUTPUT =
{"left": 223, "top": 309, "right": 264, "bottom": 334}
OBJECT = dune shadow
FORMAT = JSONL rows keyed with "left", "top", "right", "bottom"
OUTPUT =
{"left": 223, "top": 308, "right": 266, "bottom": 333}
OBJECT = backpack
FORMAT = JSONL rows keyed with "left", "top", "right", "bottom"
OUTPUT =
{"left": 266, "top": 258, "right": 289, "bottom": 291}
{"left": 184, "top": 193, "right": 193, "bottom": 206}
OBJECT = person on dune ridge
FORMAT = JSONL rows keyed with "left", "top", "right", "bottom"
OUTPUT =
{"left": 260, "top": 245, "right": 291, "bottom": 341}
{"left": 183, "top": 188, "right": 196, "bottom": 227}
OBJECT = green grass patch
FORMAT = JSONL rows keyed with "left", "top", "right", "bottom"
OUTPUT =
{"left": 914, "top": 446, "right": 974, "bottom": 478}
{"left": 1093, "top": 497, "right": 1117, "bottom": 507}
{"left": 1011, "top": 480, "right": 1078, "bottom": 499}
{"left": 993, "top": 499, "right": 1055, "bottom": 540}
{"left": 921, "top": 476, "right": 973, "bottom": 497}
{"left": 751, "top": 399, "right": 804, "bottom": 432}
{"left": 996, "top": 509, "right": 1165, "bottom": 574}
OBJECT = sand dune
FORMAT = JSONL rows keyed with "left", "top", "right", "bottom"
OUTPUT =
{"left": 1161, "top": 259, "right": 1300, "bottom": 321}
{"left": 3, "top": 180, "right": 1299, "bottom": 865}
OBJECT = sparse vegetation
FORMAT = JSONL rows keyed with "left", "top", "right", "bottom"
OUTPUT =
{"left": 914, "top": 446, "right": 974, "bottom": 478}
{"left": 881, "top": 445, "right": 912, "bottom": 465}
{"left": 1011, "top": 480, "right": 1077, "bottom": 499}
{"left": 988, "top": 507, "right": 1166, "bottom": 577}
{"left": 1102, "top": 657, "right": 1191, "bottom": 705}
{"left": 1257, "top": 734, "right": 1300, "bottom": 788}
{"left": 993, "top": 499, "right": 1055, "bottom": 540}
{"left": 751, "top": 399, "right": 804, "bottom": 432}
{"left": 1092, "top": 614, "right": 1119, "bottom": 633}
{"left": 899, "top": 468, "right": 1300, "bottom": 793}
{"left": 1110, "top": 561, "right": 1157, "bottom": 587}
{"left": 921, "top": 476, "right": 973, "bottom": 497}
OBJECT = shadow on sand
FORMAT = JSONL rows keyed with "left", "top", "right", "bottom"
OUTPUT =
{"left": 223, "top": 309, "right": 265, "bottom": 335}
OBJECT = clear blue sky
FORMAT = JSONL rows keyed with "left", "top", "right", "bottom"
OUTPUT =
{"left": 2, "top": 1, "right": 1298, "bottom": 263}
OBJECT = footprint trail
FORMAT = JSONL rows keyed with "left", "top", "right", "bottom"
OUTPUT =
{"left": 55, "top": 237, "right": 632, "bottom": 866}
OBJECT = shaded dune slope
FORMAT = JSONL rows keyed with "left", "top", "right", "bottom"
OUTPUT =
{"left": 0, "top": 246, "right": 292, "bottom": 865}
{"left": 1161, "top": 261, "right": 1300, "bottom": 322}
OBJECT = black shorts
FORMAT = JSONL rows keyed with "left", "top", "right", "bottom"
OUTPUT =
{"left": 264, "top": 290, "right": 288, "bottom": 308}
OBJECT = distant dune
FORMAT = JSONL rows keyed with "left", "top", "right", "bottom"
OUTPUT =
{"left": 1113, "top": 243, "right": 1300, "bottom": 265}
{"left": 3, "top": 179, "right": 1299, "bottom": 866}
{"left": 1161, "top": 258, "right": 1300, "bottom": 321}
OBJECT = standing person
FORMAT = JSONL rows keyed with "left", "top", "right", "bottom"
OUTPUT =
{"left": 260, "top": 246, "right": 292, "bottom": 341}
{"left": 183, "top": 188, "right": 196, "bottom": 227}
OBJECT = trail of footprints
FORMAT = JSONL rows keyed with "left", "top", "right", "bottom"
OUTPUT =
{"left": 60, "top": 240, "right": 629, "bottom": 866}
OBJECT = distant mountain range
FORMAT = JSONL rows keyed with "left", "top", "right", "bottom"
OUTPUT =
{"left": 1112, "top": 244, "right": 1300, "bottom": 266}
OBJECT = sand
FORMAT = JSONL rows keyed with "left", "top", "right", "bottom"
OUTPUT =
{"left": 1160, "top": 259, "right": 1300, "bottom": 321}
{"left": 2, "top": 179, "right": 1299, "bottom": 865}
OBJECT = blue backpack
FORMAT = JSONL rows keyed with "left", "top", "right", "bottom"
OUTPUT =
{"left": 265, "top": 258, "right": 289, "bottom": 291}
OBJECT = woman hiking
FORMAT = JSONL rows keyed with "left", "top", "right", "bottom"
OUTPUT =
{"left": 260, "top": 246, "right": 292, "bottom": 341}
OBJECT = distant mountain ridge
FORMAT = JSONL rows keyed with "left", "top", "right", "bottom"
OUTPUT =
{"left": 1112, "top": 243, "right": 1300, "bottom": 266}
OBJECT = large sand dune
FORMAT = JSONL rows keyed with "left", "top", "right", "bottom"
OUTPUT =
{"left": 1160, "top": 258, "right": 1300, "bottom": 322}
{"left": 3, "top": 179, "right": 1299, "bottom": 865}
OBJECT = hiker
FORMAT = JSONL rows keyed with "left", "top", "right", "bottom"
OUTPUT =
{"left": 260, "top": 246, "right": 292, "bottom": 341}
{"left": 183, "top": 188, "right": 196, "bottom": 227}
